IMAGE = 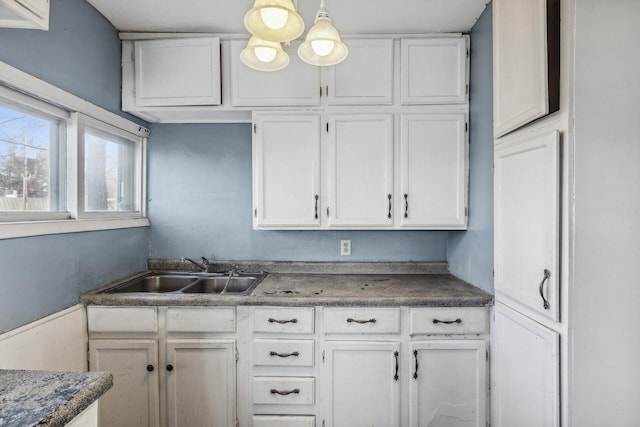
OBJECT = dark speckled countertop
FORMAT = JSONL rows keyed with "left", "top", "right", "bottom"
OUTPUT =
{"left": 0, "top": 370, "right": 112, "bottom": 427}
{"left": 81, "top": 261, "right": 493, "bottom": 307}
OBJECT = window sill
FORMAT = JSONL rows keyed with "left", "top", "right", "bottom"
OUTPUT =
{"left": 0, "top": 217, "right": 150, "bottom": 240}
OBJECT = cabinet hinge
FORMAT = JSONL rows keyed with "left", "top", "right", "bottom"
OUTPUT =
{"left": 253, "top": 123, "right": 257, "bottom": 133}
{"left": 320, "top": 86, "right": 323, "bottom": 97}
{"left": 326, "top": 207, "right": 329, "bottom": 218}
{"left": 254, "top": 207, "right": 257, "bottom": 218}
{"left": 322, "top": 350, "right": 325, "bottom": 363}
{"left": 326, "top": 122, "right": 329, "bottom": 133}
{"left": 466, "top": 48, "right": 469, "bottom": 58}
{"left": 486, "top": 349, "right": 489, "bottom": 362}
{"left": 235, "top": 348, "right": 239, "bottom": 362}
{"left": 465, "top": 122, "right": 468, "bottom": 133}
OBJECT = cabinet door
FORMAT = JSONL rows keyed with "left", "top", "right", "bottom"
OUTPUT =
{"left": 134, "top": 37, "right": 221, "bottom": 107}
{"left": 494, "top": 130, "right": 560, "bottom": 321}
{"left": 89, "top": 339, "right": 159, "bottom": 427}
{"left": 327, "top": 114, "right": 393, "bottom": 227}
{"left": 493, "top": 0, "right": 560, "bottom": 137}
{"left": 229, "top": 40, "right": 320, "bottom": 107}
{"left": 409, "top": 340, "right": 487, "bottom": 427}
{"left": 165, "top": 339, "right": 236, "bottom": 427}
{"left": 400, "top": 113, "right": 467, "bottom": 228}
{"left": 322, "top": 341, "right": 401, "bottom": 427}
{"left": 253, "top": 113, "right": 321, "bottom": 228}
{"left": 401, "top": 37, "right": 468, "bottom": 104}
{"left": 492, "top": 303, "right": 559, "bottom": 427}
{"left": 325, "top": 38, "right": 394, "bottom": 105}
{"left": 0, "top": 0, "right": 49, "bottom": 30}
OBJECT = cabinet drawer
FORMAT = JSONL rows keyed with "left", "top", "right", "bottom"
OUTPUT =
{"left": 323, "top": 307, "right": 400, "bottom": 334}
{"left": 253, "top": 307, "right": 314, "bottom": 334}
{"left": 253, "top": 377, "right": 315, "bottom": 405}
{"left": 253, "top": 415, "right": 315, "bottom": 427}
{"left": 409, "top": 307, "right": 489, "bottom": 335}
{"left": 165, "top": 307, "right": 235, "bottom": 333}
{"left": 87, "top": 306, "right": 157, "bottom": 333}
{"left": 253, "top": 339, "right": 314, "bottom": 367}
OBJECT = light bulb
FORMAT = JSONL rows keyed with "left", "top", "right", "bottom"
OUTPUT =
{"left": 260, "top": 7, "right": 288, "bottom": 30}
{"left": 311, "top": 39, "right": 335, "bottom": 57}
{"left": 254, "top": 46, "right": 277, "bottom": 62}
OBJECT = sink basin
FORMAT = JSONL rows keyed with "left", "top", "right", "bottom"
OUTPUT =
{"left": 108, "top": 275, "right": 198, "bottom": 293}
{"left": 106, "top": 272, "right": 265, "bottom": 295}
{"left": 181, "top": 275, "right": 261, "bottom": 295}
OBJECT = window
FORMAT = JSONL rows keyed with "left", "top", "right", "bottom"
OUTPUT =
{"left": 0, "top": 89, "right": 68, "bottom": 221}
{"left": 0, "top": 61, "right": 150, "bottom": 239}
{"left": 76, "top": 115, "right": 143, "bottom": 218}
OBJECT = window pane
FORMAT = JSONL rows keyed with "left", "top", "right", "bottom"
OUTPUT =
{"left": 84, "top": 127, "right": 137, "bottom": 212}
{"left": 0, "top": 102, "right": 62, "bottom": 212}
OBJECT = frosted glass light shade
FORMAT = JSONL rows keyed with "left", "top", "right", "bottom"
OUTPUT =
{"left": 240, "top": 36, "right": 290, "bottom": 71}
{"left": 244, "top": 0, "right": 305, "bottom": 43}
{"left": 298, "top": 15, "right": 348, "bottom": 66}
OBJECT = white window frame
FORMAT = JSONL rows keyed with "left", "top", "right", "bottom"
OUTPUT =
{"left": 0, "top": 60, "right": 150, "bottom": 239}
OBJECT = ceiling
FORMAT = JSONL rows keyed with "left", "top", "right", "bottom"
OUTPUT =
{"left": 85, "top": 0, "right": 490, "bottom": 35}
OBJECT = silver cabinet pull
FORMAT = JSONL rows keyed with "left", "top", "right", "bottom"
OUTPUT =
{"left": 268, "top": 317, "right": 298, "bottom": 324}
{"left": 314, "top": 194, "right": 319, "bottom": 220}
{"left": 269, "top": 351, "right": 299, "bottom": 358}
{"left": 394, "top": 351, "right": 399, "bottom": 381}
{"left": 346, "top": 318, "right": 376, "bottom": 324}
{"left": 404, "top": 193, "right": 409, "bottom": 218}
{"left": 413, "top": 349, "right": 419, "bottom": 380}
{"left": 539, "top": 269, "right": 551, "bottom": 310}
{"left": 387, "top": 193, "right": 392, "bottom": 219}
{"left": 270, "top": 388, "right": 300, "bottom": 395}
{"left": 432, "top": 318, "right": 462, "bottom": 324}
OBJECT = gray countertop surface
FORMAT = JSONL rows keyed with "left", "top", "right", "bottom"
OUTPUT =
{"left": 0, "top": 370, "right": 112, "bottom": 427}
{"left": 81, "top": 262, "right": 493, "bottom": 307}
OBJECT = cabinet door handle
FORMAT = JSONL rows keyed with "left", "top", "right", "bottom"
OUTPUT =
{"left": 270, "top": 388, "right": 300, "bottom": 396}
{"left": 346, "top": 318, "right": 377, "bottom": 324}
{"left": 432, "top": 318, "right": 462, "bottom": 324}
{"left": 166, "top": 364, "right": 174, "bottom": 372}
{"left": 314, "top": 194, "right": 319, "bottom": 220}
{"left": 413, "top": 349, "right": 419, "bottom": 380}
{"left": 387, "top": 193, "right": 392, "bottom": 219}
{"left": 394, "top": 351, "right": 399, "bottom": 381}
{"left": 146, "top": 364, "right": 154, "bottom": 372}
{"left": 539, "top": 269, "right": 551, "bottom": 310}
{"left": 269, "top": 351, "right": 300, "bottom": 358}
{"left": 268, "top": 317, "right": 298, "bottom": 324}
{"left": 404, "top": 193, "right": 409, "bottom": 218}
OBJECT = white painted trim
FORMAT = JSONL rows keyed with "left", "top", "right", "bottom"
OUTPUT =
{"left": 0, "top": 217, "right": 149, "bottom": 239}
{"left": 0, "top": 60, "right": 150, "bottom": 137}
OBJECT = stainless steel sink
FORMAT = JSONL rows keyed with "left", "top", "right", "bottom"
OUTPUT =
{"left": 106, "top": 272, "right": 265, "bottom": 295}
{"left": 181, "top": 275, "right": 261, "bottom": 295}
{"left": 108, "top": 275, "right": 198, "bottom": 293}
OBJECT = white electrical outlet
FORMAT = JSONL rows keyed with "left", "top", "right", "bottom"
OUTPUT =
{"left": 341, "top": 240, "right": 351, "bottom": 256}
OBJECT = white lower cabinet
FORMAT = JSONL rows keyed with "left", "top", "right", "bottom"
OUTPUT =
{"left": 322, "top": 341, "right": 401, "bottom": 427}
{"left": 409, "top": 341, "right": 487, "bottom": 427}
{"left": 87, "top": 306, "right": 236, "bottom": 427}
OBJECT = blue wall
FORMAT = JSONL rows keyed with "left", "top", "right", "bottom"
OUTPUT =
{"left": 0, "top": 0, "right": 149, "bottom": 333}
{"left": 148, "top": 123, "right": 449, "bottom": 261}
{"left": 447, "top": 4, "right": 494, "bottom": 292}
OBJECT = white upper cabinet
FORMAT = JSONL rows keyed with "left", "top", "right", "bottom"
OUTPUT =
{"left": 326, "top": 114, "right": 394, "bottom": 227}
{"left": 494, "top": 130, "right": 560, "bottom": 322}
{"left": 134, "top": 37, "right": 221, "bottom": 107}
{"left": 325, "top": 38, "right": 394, "bottom": 105}
{"left": 229, "top": 40, "right": 320, "bottom": 107}
{"left": 493, "top": 0, "right": 560, "bottom": 138}
{"left": 400, "top": 113, "right": 468, "bottom": 229}
{"left": 401, "top": 37, "right": 468, "bottom": 105}
{"left": 252, "top": 113, "right": 321, "bottom": 228}
{"left": 0, "top": 0, "right": 49, "bottom": 30}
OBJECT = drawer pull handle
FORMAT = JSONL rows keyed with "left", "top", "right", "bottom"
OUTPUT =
{"left": 166, "top": 364, "right": 174, "bottom": 372}
{"left": 394, "top": 351, "right": 399, "bottom": 381}
{"left": 270, "top": 388, "right": 300, "bottom": 396}
{"left": 432, "top": 318, "right": 462, "bottom": 324}
{"left": 346, "top": 318, "right": 377, "bottom": 324}
{"left": 387, "top": 193, "right": 392, "bottom": 219}
{"left": 268, "top": 317, "right": 298, "bottom": 324}
{"left": 146, "top": 365, "right": 154, "bottom": 372}
{"left": 539, "top": 269, "right": 551, "bottom": 310}
{"left": 269, "top": 351, "right": 300, "bottom": 358}
{"left": 413, "top": 349, "right": 419, "bottom": 380}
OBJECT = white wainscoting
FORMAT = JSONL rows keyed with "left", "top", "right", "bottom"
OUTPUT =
{"left": 0, "top": 304, "right": 87, "bottom": 371}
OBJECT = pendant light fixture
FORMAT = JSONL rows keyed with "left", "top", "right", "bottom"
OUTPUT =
{"left": 240, "top": 36, "right": 290, "bottom": 71}
{"left": 244, "top": 0, "right": 305, "bottom": 43}
{"left": 297, "top": 0, "right": 348, "bottom": 66}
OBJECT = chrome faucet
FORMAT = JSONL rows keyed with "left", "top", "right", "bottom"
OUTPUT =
{"left": 221, "top": 269, "right": 237, "bottom": 294}
{"left": 183, "top": 257, "right": 210, "bottom": 272}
